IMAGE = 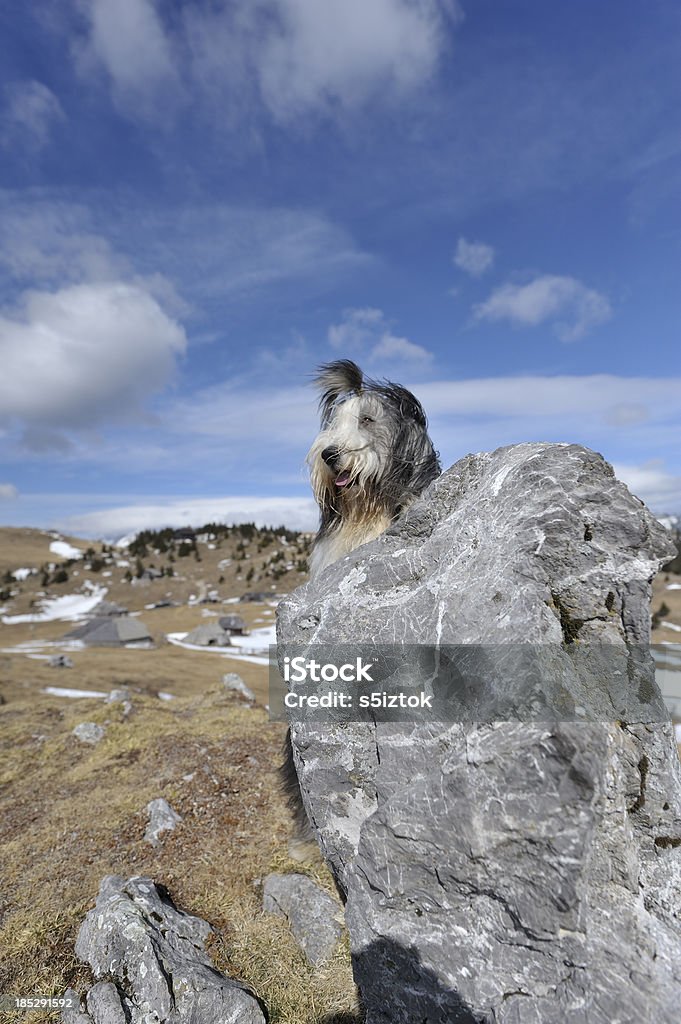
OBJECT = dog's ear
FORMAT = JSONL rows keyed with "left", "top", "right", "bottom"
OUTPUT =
{"left": 382, "top": 383, "right": 428, "bottom": 428}
{"left": 314, "top": 360, "right": 363, "bottom": 423}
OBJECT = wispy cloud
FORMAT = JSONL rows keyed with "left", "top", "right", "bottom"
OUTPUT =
{"left": 0, "top": 483, "right": 18, "bottom": 500}
{"left": 0, "top": 192, "right": 368, "bottom": 307}
{"left": 75, "top": 0, "right": 179, "bottom": 118}
{"left": 454, "top": 236, "right": 494, "bottom": 277}
{"left": 1, "top": 80, "right": 65, "bottom": 150}
{"left": 473, "top": 274, "right": 612, "bottom": 341}
{"left": 418, "top": 375, "right": 679, "bottom": 421}
{"left": 74, "top": 0, "right": 461, "bottom": 125}
{"left": 328, "top": 307, "right": 432, "bottom": 365}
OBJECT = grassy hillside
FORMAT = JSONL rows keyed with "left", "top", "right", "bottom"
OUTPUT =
{"left": 0, "top": 523, "right": 359, "bottom": 1023}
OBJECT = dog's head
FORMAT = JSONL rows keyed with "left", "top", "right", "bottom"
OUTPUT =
{"left": 307, "top": 360, "right": 440, "bottom": 520}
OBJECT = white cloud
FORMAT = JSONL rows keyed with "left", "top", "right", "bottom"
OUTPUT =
{"left": 78, "top": 0, "right": 178, "bottom": 115}
{"left": 0, "top": 195, "right": 129, "bottom": 286}
{"left": 0, "top": 193, "right": 367, "bottom": 306}
{"left": 256, "top": 0, "right": 458, "bottom": 121}
{"left": 613, "top": 461, "right": 681, "bottom": 514}
{"left": 63, "top": 495, "right": 318, "bottom": 538}
{"left": 328, "top": 307, "right": 432, "bottom": 364}
{"left": 78, "top": 0, "right": 460, "bottom": 124}
{"left": 1, "top": 80, "right": 65, "bottom": 149}
{"left": 0, "top": 282, "right": 186, "bottom": 434}
{"left": 0, "top": 484, "right": 18, "bottom": 500}
{"left": 474, "top": 274, "right": 612, "bottom": 341}
{"left": 454, "top": 237, "right": 494, "bottom": 276}
{"left": 418, "top": 374, "right": 680, "bottom": 422}
{"left": 170, "top": 383, "right": 316, "bottom": 447}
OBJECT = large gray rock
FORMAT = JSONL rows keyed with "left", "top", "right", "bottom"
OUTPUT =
{"left": 277, "top": 442, "right": 681, "bottom": 1023}
{"left": 70, "top": 875, "right": 265, "bottom": 1024}
{"left": 263, "top": 872, "right": 343, "bottom": 966}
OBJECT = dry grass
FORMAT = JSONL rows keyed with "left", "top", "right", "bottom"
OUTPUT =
{"left": 0, "top": 527, "right": 359, "bottom": 1023}
{"left": 0, "top": 687, "right": 359, "bottom": 1023}
{"left": 0, "top": 528, "right": 85, "bottom": 578}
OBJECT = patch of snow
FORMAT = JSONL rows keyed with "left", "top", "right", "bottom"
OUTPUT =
{"left": 228, "top": 624, "right": 277, "bottom": 650}
{"left": 114, "top": 533, "right": 138, "bottom": 548}
{"left": 676, "top": 723, "right": 681, "bottom": 743}
{"left": 50, "top": 540, "right": 83, "bottom": 560}
{"left": 43, "top": 686, "right": 108, "bottom": 699}
{"left": 158, "top": 691, "right": 175, "bottom": 701}
{"left": 1, "top": 586, "right": 107, "bottom": 624}
{"left": 2, "top": 639, "right": 84, "bottom": 656}
{"left": 666, "top": 583, "right": 681, "bottom": 590}
{"left": 13, "top": 568, "right": 34, "bottom": 581}
{"left": 661, "top": 621, "right": 681, "bottom": 633}
{"left": 223, "top": 596, "right": 240, "bottom": 604}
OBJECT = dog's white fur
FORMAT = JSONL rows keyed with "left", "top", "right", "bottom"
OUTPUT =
{"left": 307, "top": 393, "right": 393, "bottom": 576}
{"left": 306, "top": 361, "right": 440, "bottom": 578}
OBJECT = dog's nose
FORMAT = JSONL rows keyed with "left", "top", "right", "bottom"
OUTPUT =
{"left": 321, "top": 446, "right": 340, "bottom": 467}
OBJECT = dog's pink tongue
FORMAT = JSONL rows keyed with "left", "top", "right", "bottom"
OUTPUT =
{"left": 336, "top": 471, "right": 351, "bottom": 487}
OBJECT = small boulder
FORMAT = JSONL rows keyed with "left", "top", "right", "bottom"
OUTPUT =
{"left": 263, "top": 873, "right": 343, "bottom": 966}
{"left": 106, "top": 687, "right": 131, "bottom": 703}
{"left": 222, "top": 672, "right": 255, "bottom": 702}
{"left": 48, "top": 655, "right": 73, "bottom": 668}
{"left": 145, "top": 798, "right": 182, "bottom": 847}
{"left": 72, "top": 722, "right": 105, "bottom": 745}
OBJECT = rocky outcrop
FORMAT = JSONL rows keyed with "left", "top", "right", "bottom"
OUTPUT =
{"left": 67, "top": 875, "right": 265, "bottom": 1024}
{"left": 277, "top": 442, "right": 681, "bottom": 1023}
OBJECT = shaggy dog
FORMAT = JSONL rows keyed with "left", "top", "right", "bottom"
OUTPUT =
{"left": 307, "top": 359, "right": 441, "bottom": 578}
{"left": 282, "top": 360, "right": 441, "bottom": 854}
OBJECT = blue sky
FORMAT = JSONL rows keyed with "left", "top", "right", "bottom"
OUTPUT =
{"left": 0, "top": 0, "right": 679, "bottom": 537}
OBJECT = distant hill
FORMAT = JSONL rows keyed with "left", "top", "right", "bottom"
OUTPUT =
{"left": 0, "top": 521, "right": 312, "bottom": 612}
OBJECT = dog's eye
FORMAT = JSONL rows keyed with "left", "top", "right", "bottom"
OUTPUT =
{"left": 361, "top": 415, "right": 375, "bottom": 425}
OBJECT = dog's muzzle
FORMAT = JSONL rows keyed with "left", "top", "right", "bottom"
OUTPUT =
{"left": 321, "top": 446, "right": 352, "bottom": 488}
{"left": 321, "top": 446, "right": 340, "bottom": 468}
